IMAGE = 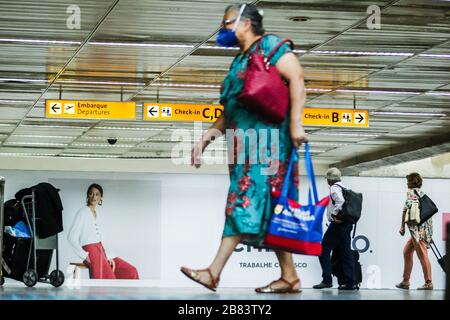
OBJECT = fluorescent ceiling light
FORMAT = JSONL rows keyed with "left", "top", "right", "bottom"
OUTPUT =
{"left": 0, "top": 153, "right": 56, "bottom": 157}
{"left": 22, "top": 124, "right": 91, "bottom": 129}
{"left": 96, "top": 126, "right": 167, "bottom": 131}
{"left": 150, "top": 83, "right": 221, "bottom": 89}
{"left": 84, "top": 136, "right": 147, "bottom": 141}
{"left": 370, "top": 111, "right": 447, "bottom": 117}
{"left": 13, "top": 134, "right": 77, "bottom": 139}
{"left": 1, "top": 37, "right": 450, "bottom": 59}
{"left": 336, "top": 89, "right": 421, "bottom": 95}
{"left": 313, "top": 132, "right": 380, "bottom": 138}
{"left": 0, "top": 38, "right": 80, "bottom": 45}
{"left": 145, "top": 138, "right": 197, "bottom": 142}
{"left": 57, "top": 79, "right": 145, "bottom": 86}
{"left": 1, "top": 76, "right": 450, "bottom": 96}
{"left": 200, "top": 45, "right": 240, "bottom": 51}
{"left": 420, "top": 54, "right": 450, "bottom": 59}
{"left": 425, "top": 91, "right": 450, "bottom": 96}
{"left": 0, "top": 78, "right": 46, "bottom": 83}
{"left": 306, "top": 88, "right": 332, "bottom": 92}
{"left": 59, "top": 153, "right": 119, "bottom": 158}
{"left": 295, "top": 149, "right": 325, "bottom": 153}
{"left": 124, "top": 155, "right": 177, "bottom": 158}
{"left": 307, "top": 142, "right": 349, "bottom": 147}
{"left": 71, "top": 143, "right": 135, "bottom": 148}
{"left": 5, "top": 141, "right": 68, "bottom": 147}
{"left": 90, "top": 41, "right": 194, "bottom": 49}
{"left": 0, "top": 99, "right": 35, "bottom": 104}
{"left": 311, "top": 50, "right": 413, "bottom": 57}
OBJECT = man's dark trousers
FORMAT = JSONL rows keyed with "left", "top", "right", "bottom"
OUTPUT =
{"left": 319, "top": 222, "right": 354, "bottom": 286}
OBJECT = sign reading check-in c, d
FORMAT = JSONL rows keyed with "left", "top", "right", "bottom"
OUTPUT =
{"left": 143, "top": 104, "right": 369, "bottom": 127}
{"left": 143, "top": 103, "right": 223, "bottom": 122}
{"left": 45, "top": 100, "right": 136, "bottom": 120}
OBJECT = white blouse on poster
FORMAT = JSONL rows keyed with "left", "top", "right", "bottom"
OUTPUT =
{"left": 67, "top": 205, "right": 115, "bottom": 260}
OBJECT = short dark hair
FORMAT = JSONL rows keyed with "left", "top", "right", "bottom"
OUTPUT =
{"left": 87, "top": 183, "right": 103, "bottom": 198}
{"left": 406, "top": 173, "right": 422, "bottom": 189}
{"left": 225, "top": 3, "right": 265, "bottom": 36}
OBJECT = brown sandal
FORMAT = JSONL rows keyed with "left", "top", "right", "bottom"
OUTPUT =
{"left": 395, "top": 281, "right": 410, "bottom": 290}
{"left": 417, "top": 281, "right": 433, "bottom": 290}
{"left": 180, "top": 266, "right": 219, "bottom": 292}
{"left": 255, "top": 278, "right": 302, "bottom": 294}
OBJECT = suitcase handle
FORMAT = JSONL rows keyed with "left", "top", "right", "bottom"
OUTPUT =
{"left": 430, "top": 239, "right": 443, "bottom": 260}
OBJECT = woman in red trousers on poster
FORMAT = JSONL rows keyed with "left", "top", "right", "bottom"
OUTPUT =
{"left": 68, "top": 183, "right": 139, "bottom": 279}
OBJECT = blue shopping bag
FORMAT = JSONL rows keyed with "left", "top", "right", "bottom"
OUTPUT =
{"left": 263, "top": 143, "right": 330, "bottom": 255}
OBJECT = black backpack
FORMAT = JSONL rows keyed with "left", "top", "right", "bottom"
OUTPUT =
{"left": 332, "top": 184, "right": 363, "bottom": 225}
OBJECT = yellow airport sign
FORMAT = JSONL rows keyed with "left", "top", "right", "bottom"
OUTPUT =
{"left": 143, "top": 104, "right": 368, "bottom": 127}
{"left": 302, "top": 108, "right": 369, "bottom": 127}
{"left": 143, "top": 103, "right": 223, "bottom": 122}
{"left": 46, "top": 100, "right": 136, "bottom": 120}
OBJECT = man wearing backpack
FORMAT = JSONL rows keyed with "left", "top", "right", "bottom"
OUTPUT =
{"left": 313, "top": 168, "right": 358, "bottom": 290}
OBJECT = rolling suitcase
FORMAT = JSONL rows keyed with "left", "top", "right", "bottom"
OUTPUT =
{"left": 331, "top": 245, "right": 363, "bottom": 287}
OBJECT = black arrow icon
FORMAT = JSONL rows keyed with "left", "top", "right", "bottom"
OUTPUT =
{"left": 356, "top": 114, "right": 364, "bottom": 123}
{"left": 148, "top": 106, "right": 158, "bottom": 117}
{"left": 51, "top": 103, "right": 60, "bottom": 113}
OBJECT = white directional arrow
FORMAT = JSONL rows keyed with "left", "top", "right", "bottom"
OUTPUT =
{"left": 147, "top": 105, "right": 159, "bottom": 118}
{"left": 355, "top": 112, "right": 366, "bottom": 124}
{"left": 50, "top": 102, "right": 62, "bottom": 114}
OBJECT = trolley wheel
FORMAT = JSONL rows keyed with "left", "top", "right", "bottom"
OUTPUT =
{"left": 50, "top": 270, "right": 64, "bottom": 287}
{"left": 23, "top": 269, "right": 38, "bottom": 287}
{"left": 0, "top": 276, "right": 4, "bottom": 286}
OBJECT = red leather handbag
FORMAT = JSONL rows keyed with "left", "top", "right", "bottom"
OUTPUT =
{"left": 238, "top": 36, "right": 294, "bottom": 124}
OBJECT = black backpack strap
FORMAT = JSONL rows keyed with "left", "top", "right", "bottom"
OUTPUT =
{"left": 352, "top": 223, "right": 357, "bottom": 239}
{"left": 330, "top": 183, "right": 345, "bottom": 205}
{"left": 333, "top": 184, "right": 346, "bottom": 191}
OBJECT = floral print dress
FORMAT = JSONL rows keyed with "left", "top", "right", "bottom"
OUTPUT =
{"left": 220, "top": 34, "right": 299, "bottom": 247}
{"left": 404, "top": 188, "right": 433, "bottom": 247}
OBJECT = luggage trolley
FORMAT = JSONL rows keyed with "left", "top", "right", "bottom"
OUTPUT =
{"left": 1, "top": 181, "right": 64, "bottom": 287}
{"left": 20, "top": 189, "right": 64, "bottom": 287}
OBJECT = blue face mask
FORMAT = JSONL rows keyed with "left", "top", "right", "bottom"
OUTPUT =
{"left": 216, "top": 28, "right": 238, "bottom": 47}
{"left": 216, "top": 4, "right": 246, "bottom": 48}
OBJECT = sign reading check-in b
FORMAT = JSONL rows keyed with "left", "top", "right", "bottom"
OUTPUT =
{"left": 303, "top": 108, "right": 369, "bottom": 127}
{"left": 46, "top": 100, "right": 136, "bottom": 120}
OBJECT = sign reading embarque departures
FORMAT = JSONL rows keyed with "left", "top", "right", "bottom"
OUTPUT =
{"left": 45, "top": 100, "right": 136, "bottom": 120}
{"left": 143, "top": 103, "right": 369, "bottom": 127}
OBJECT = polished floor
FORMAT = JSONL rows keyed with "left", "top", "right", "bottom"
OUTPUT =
{"left": 0, "top": 283, "right": 445, "bottom": 300}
